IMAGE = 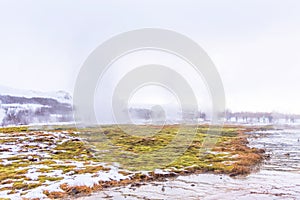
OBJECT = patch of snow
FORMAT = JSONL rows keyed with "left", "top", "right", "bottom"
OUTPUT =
{"left": 45, "top": 170, "right": 63, "bottom": 177}
{"left": 154, "top": 169, "right": 169, "bottom": 175}
{"left": 0, "top": 183, "right": 13, "bottom": 190}
{"left": 65, "top": 173, "right": 100, "bottom": 187}
{"left": 30, "top": 164, "right": 51, "bottom": 169}
{"left": 43, "top": 182, "right": 65, "bottom": 193}
{"left": 26, "top": 168, "right": 42, "bottom": 181}
{"left": 97, "top": 166, "right": 128, "bottom": 182}
{"left": 0, "top": 190, "right": 22, "bottom": 200}
{"left": 0, "top": 144, "right": 22, "bottom": 159}
{"left": 1, "top": 159, "right": 13, "bottom": 166}
{"left": 22, "top": 187, "right": 48, "bottom": 199}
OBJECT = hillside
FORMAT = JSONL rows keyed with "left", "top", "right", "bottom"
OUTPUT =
{"left": 0, "top": 86, "right": 73, "bottom": 126}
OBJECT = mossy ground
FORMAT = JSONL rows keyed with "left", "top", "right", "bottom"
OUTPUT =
{"left": 0, "top": 125, "right": 266, "bottom": 199}
{"left": 79, "top": 125, "right": 264, "bottom": 174}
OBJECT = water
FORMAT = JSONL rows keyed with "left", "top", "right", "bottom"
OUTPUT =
{"left": 81, "top": 129, "right": 300, "bottom": 200}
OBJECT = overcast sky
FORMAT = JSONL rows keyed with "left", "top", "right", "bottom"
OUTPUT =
{"left": 0, "top": 0, "right": 300, "bottom": 114}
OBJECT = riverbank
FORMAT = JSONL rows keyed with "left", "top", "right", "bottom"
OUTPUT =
{"left": 0, "top": 125, "right": 266, "bottom": 199}
{"left": 82, "top": 128, "right": 300, "bottom": 200}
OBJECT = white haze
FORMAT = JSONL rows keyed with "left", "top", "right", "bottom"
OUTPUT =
{"left": 0, "top": 0, "right": 300, "bottom": 114}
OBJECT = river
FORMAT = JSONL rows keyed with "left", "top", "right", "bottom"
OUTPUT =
{"left": 81, "top": 128, "right": 300, "bottom": 200}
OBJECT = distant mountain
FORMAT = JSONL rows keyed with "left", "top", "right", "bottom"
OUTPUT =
{"left": 0, "top": 85, "right": 72, "bottom": 104}
{"left": 0, "top": 86, "right": 73, "bottom": 126}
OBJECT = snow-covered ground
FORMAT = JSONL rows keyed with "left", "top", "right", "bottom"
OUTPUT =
{"left": 0, "top": 129, "right": 167, "bottom": 200}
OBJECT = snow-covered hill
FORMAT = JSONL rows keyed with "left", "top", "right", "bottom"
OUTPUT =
{"left": 0, "top": 85, "right": 72, "bottom": 104}
{"left": 0, "top": 86, "right": 73, "bottom": 126}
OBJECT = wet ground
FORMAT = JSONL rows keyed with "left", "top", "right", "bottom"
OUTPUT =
{"left": 82, "top": 129, "right": 300, "bottom": 200}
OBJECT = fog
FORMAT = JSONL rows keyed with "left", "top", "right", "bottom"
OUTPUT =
{"left": 0, "top": 0, "right": 300, "bottom": 114}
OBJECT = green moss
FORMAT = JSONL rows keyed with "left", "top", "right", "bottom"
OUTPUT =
{"left": 13, "top": 181, "right": 41, "bottom": 190}
{"left": 0, "top": 164, "right": 27, "bottom": 182}
{"left": 38, "top": 160, "right": 56, "bottom": 166}
{"left": 49, "top": 165, "right": 76, "bottom": 173}
{"left": 76, "top": 125, "right": 248, "bottom": 171}
{"left": 38, "top": 175, "right": 63, "bottom": 183}
{"left": 75, "top": 165, "right": 110, "bottom": 174}
{"left": 52, "top": 140, "right": 94, "bottom": 161}
{"left": 0, "top": 126, "right": 28, "bottom": 133}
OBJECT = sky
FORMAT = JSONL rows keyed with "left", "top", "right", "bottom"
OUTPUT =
{"left": 0, "top": 0, "right": 300, "bottom": 114}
